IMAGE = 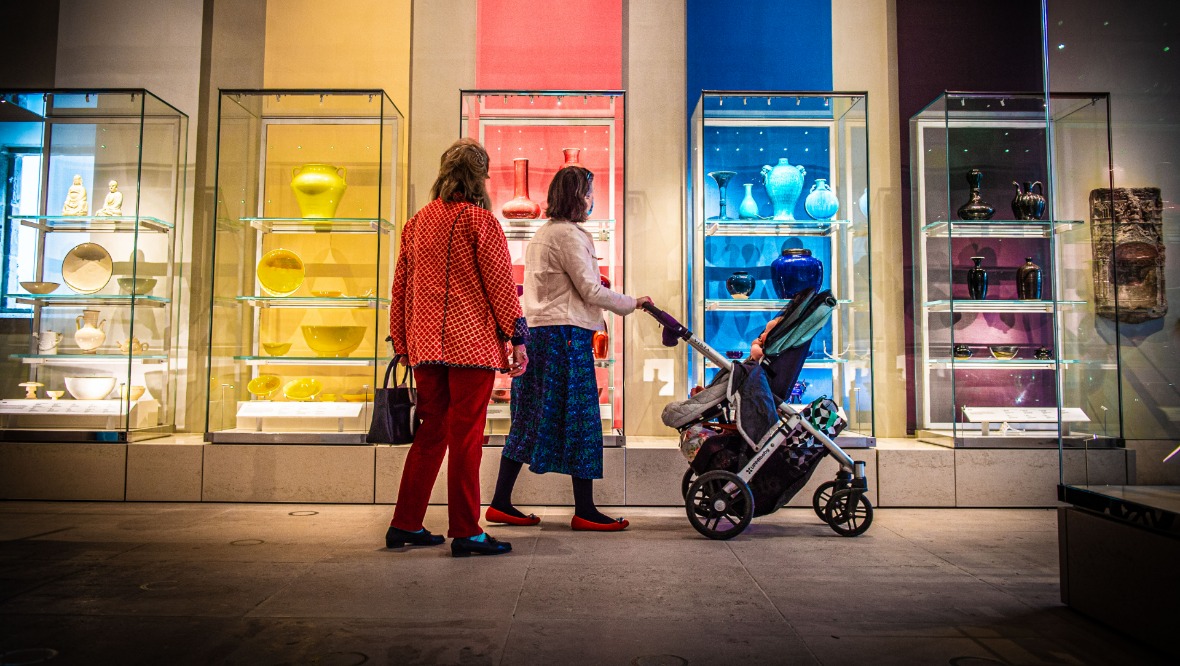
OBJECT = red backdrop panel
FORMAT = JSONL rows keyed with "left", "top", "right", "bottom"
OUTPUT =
{"left": 476, "top": 0, "right": 623, "bottom": 89}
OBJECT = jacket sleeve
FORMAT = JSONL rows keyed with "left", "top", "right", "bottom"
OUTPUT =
{"left": 558, "top": 226, "right": 637, "bottom": 316}
{"left": 389, "top": 220, "right": 412, "bottom": 355}
{"left": 473, "top": 210, "right": 529, "bottom": 345}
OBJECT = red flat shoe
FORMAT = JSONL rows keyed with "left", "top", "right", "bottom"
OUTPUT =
{"left": 571, "top": 515, "right": 629, "bottom": 532}
{"left": 485, "top": 506, "right": 541, "bottom": 526}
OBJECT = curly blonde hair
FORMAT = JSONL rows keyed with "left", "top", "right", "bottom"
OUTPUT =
{"left": 430, "top": 138, "right": 492, "bottom": 210}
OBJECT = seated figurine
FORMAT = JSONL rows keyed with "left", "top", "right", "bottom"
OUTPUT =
{"left": 96, "top": 180, "right": 123, "bottom": 216}
{"left": 62, "top": 174, "right": 88, "bottom": 216}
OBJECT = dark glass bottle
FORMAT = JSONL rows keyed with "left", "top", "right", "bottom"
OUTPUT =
{"left": 957, "top": 169, "right": 995, "bottom": 220}
{"left": 1016, "top": 257, "right": 1042, "bottom": 300}
{"left": 967, "top": 256, "right": 988, "bottom": 300}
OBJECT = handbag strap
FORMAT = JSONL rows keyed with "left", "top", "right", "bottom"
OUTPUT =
{"left": 382, "top": 354, "right": 414, "bottom": 390}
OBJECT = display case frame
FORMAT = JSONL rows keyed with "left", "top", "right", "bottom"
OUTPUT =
{"left": 0, "top": 89, "right": 187, "bottom": 442}
{"left": 911, "top": 91, "right": 1121, "bottom": 448}
{"left": 687, "top": 91, "right": 874, "bottom": 444}
{"left": 205, "top": 89, "right": 403, "bottom": 445}
{"left": 460, "top": 89, "right": 626, "bottom": 446}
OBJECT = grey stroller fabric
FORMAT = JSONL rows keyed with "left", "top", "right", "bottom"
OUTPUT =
{"left": 661, "top": 371, "right": 729, "bottom": 429}
{"left": 661, "top": 362, "right": 780, "bottom": 451}
{"left": 763, "top": 291, "right": 838, "bottom": 355}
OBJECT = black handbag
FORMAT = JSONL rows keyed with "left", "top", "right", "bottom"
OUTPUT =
{"left": 367, "top": 354, "right": 418, "bottom": 444}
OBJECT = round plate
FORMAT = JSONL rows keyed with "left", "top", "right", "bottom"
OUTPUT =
{"left": 246, "top": 374, "right": 282, "bottom": 397}
{"left": 282, "top": 377, "right": 323, "bottom": 401}
{"left": 256, "top": 248, "right": 305, "bottom": 297}
{"left": 62, "top": 242, "right": 113, "bottom": 294}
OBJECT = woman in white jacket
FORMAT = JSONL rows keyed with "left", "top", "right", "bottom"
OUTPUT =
{"left": 487, "top": 166, "right": 652, "bottom": 531}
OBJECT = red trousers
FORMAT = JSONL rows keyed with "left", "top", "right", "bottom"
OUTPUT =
{"left": 390, "top": 364, "right": 494, "bottom": 538}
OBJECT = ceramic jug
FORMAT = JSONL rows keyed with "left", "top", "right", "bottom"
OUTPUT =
{"left": 34, "top": 331, "right": 63, "bottom": 355}
{"left": 74, "top": 309, "right": 107, "bottom": 354}
{"left": 804, "top": 179, "right": 840, "bottom": 220}
{"left": 118, "top": 338, "right": 150, "bottom": 354}
{"left": 761, "top": 158, "right": 807, "bottom": 220}
{"left": 1011, "top": 181, "right": 1046, "bottom": 220}
{"left": 738, "top": 184, "right": 760, "bottom": 219}
{"left": 291, "top": 163, "right": 348, "bottom": 219}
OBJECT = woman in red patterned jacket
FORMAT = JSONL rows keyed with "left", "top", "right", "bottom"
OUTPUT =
{"left": 385, "top": 138, "right": 528, "bottom": 557}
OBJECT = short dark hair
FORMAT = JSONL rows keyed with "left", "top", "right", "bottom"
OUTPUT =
{"left": 545, "top": 165, "right": 593, "bottom": 222}
{"left": 430, "top": 138, "right": 492, "bottom": 210}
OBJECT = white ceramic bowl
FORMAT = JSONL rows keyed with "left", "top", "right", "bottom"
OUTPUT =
{"left": 20, "top": 281, "right": 60, "bottom": 294}
{"left": 64, "top": 376, "right": 117, "bottom": 401}
{"left": 117, "top": 277, "right": 158, "bottom": 295}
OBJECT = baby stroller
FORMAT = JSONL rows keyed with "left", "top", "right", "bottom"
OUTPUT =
{"left": 641, "top": 291, "right": 872, "bottom": 540}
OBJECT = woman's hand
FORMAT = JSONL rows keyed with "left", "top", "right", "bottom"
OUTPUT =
{"left": 635, "top": 296, "right": 654, "bottom": 310}
{"left": 507, "top": 344, "right": 529, "bottom": 377}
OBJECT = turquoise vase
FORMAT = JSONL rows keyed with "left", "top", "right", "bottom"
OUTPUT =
{"left": 761, "top": 157, "right": 807, "bottom": 221}
{"left": 738, "top": 183, "right": 760, "bottom": 219}
{"left": 804, "top": 179, "right": 840, "bottom": 220}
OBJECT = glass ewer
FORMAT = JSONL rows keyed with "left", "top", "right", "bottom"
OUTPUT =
{"left": 957, "top": 168, "right": 995, "bottom": 220}
{"left": 761, "top": 157, "right": 807, "bottom": 221}
{"left": 707, "top": 170, "right": 736, "bottom": 220}
{"left": 1016, "top": 257, "right": 1042, "bottom": 300}
{"left": 738, "top": 184, "right": 760, "bottom": 219}
{"left": 501, "top": 158, "right": 541, "bottom": 220}
{"left": 967, "top": 256, "right": 988, "bottom": 300}
{"left": 562, "top": 147, "right": 582, "bottom": 169}
{"left": 804, "top": 178, "right": 840, "bottom": 220}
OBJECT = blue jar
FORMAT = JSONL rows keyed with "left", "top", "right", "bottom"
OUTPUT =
{"left": 725, "top": 271, "right": 755, "bottom": 299}
{"left": 770, "top": 247, "right": 823, "bottom": 299}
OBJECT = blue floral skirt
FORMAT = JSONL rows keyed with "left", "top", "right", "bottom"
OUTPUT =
{"left": 503, "top": 325, "right": 603, "bottom": 479}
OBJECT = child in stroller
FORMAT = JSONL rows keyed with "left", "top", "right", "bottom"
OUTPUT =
{"left": 642, "top": 290, "right": 873, "bottom": 539}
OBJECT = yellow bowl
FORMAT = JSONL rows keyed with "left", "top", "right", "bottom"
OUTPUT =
{"left": 261, "top": 342, "right": 292, "bottom": 356}
{"left": 256, "top": 248, "right": 305, "bottom": 297}
{"left": 311, "top": 290, "right": 343, "bottom": 298}
{"left": 247, "top": 374, "right": 282, "bottom": 397}
{"left": 20, "top": 281, "right": 60, "bottom": 294}
{"left": 341, "top": 392, "right": 374, "bottom": 402}
{"left": 283, "top": 378, "right": 323, "bottom": 401}
{"left": 301, "top": 325, "right": 366, "bottom": 358}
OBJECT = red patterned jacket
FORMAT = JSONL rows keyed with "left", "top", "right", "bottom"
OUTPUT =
{"left": 390, "top": 199, "right": 527, "bottom": 371}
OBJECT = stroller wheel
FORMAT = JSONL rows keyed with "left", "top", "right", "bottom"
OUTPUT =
{"left": 822, "top": 488, "right": 873, "bottom": 537}
{"left": 681, "top": 468, "right": 697, "bottom": 500}
{"left": 685, "top": 470, "right": 754, "bottom": 540}
{"left": 811, "top": 480, "right": 845, "bottom": 520}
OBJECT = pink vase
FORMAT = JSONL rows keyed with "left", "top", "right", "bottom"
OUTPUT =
{"left": 501, "top": 158, "right": 541, "bottom": 220}
{"left": 562, "top": 147, "right": 582, "bottom": 169}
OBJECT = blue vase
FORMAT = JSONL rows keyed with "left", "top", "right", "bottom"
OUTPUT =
{"left": 804, "top": 178, "right": 839, "bottom": 220}
{"left": 770, "top": 247, "right": 823, "bottom": 299}
{"left": 760, "top": 157, "right": 807, "bottom": 221}
{"left": 738, "top": 183, "right": 760, "bottom": 219}
{"left": 725, "top": 271, "right": 755, "bottom": 299}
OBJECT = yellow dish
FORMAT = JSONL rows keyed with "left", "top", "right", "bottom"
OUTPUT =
{"left": 341, "top": 392, "right": 374, "bottom": 402}
{"left": 247, "top": 374, "right": 282, "bottom": 397}
{"left": 311, "top": 290, "right": 343, "bottom": 298}
{"left": 301, "top": 325, "right": 366, "bottom": 358}
{"left": 261, "top": 342, "right": 292, "bottom": 356}
{"left": 321, "top": 393, "right": 337, "bottom": 402}
{"left": 256, "top": 248, "right": 305, "bottom": 297}
{"left": 282, "top": 378, "right": 323, "bottom": 401}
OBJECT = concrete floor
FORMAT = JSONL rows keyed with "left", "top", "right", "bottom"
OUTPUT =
{"left": 0, "top": 503, "right": 1168, "bottom": 665}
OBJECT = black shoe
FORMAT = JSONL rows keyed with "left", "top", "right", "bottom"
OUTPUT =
{"left": 386, "top": 526, "right": 445, "bottom": 548}
{"left": 451, "top": 534, "right": 512, "bottom": 557}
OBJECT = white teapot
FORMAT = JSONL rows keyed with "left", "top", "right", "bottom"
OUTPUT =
{"left": 34, "top": 331, "right": 64, "bottom": 355}
{"left": 117, "top": 338, "right": 150, "bottom": 354}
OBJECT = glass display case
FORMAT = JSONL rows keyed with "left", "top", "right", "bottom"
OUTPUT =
{"left": 911, "top": 91, "right": 1121, "bottom": 447}
{"left": 688, "top": 92, "right": 874, "bottom": 443}
{"left": 0, "top": 89, "right": 187, "bottom": 442}
{"left": 206, "top": 90, "right": 403, "bottom": 444}
{"left": 460, "top": 90, "right": 625, "bottom": 445}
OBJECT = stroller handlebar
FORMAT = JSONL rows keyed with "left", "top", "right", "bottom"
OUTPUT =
{"left": 641, "top": 302, "right": 693, "bottom": 347}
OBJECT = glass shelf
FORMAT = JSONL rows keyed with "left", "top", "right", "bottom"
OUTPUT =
{"left": 9, "top": 294, "right": 171, "bottom": 308}
{"left": 237, "top": 296, "right": 389, "bottom": 309}
{"left": 500, "top": 219, "right": 614, "bottom": 241}
{"left": 236, "top": 356, "right": 391, "bottom": 367}
{"left": 927, "top": 358, "right": 1080, "bottom": 370}
{"left": 240, "top": 217, "right": 394, "bottom": 234}
{"left": 924, "top": 299, "right": 1083, "bottom": 313}
{"left": 704, "top": 219, "right": 850, "bottom": 238}
{"left": 705, "top": 298, "right": 854, "bottom": 312}
{"left": 13, "top": 214, "right": 174, "bottom": 233}
{"left": 920, "top": 219, "right": 1084, "bottom": 238}
{"left": 704, "top": 357, "right": 857, "bottom": 369}
{"left": 12, "top": 354, "right": 169, "bottom": 365}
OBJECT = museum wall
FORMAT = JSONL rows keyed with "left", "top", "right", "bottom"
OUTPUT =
{"left": 0, "top": 2, "right": 59, "bottom": 88}
{"left": 1047, "top": 0, "right": 1180, "bottom": 477}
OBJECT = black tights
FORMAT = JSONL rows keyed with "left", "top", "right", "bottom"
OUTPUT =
{"left": 491, "top": 456, "right": 614, "bottom": 524}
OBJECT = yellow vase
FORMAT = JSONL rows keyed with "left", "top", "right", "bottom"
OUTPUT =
{"left": 291, "top": 163, "right": 348, "bottom": 218}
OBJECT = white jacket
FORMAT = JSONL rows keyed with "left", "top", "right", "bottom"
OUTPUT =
{"left": 522, "top": 220, "right": 637, "bottom": 330}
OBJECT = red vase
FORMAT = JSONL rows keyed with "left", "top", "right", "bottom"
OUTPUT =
{"left": 592, "top": 328, "right": 609, "bottom": 360}
{"left": 501, "top": 158, "right": 541, "bottom": 220}
{"left": 562, "top": 147, "right": 582, "bottom": 169}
